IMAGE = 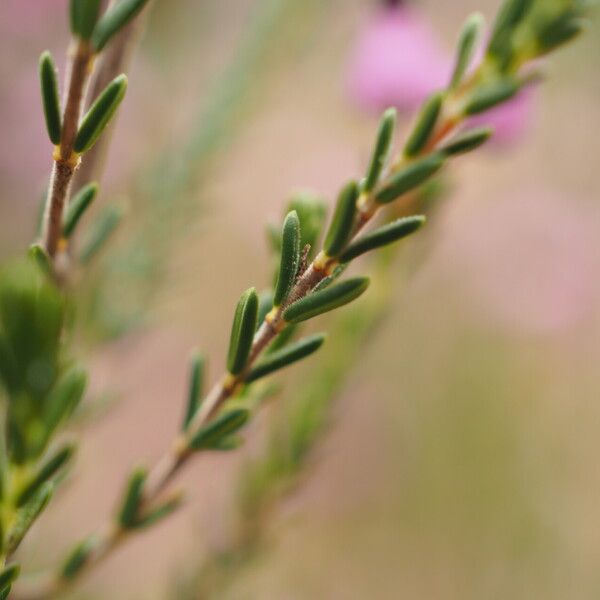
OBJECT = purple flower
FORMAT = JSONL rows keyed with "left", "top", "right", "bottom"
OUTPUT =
{"left": 346, "top": 2, "right": 535, "bottom": 145}
{"left": 347, "top": 4, "right": 450, "bottom": 113}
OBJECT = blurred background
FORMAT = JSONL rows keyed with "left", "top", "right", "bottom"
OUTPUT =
{"left": 1, "top": 0, "right": 600, "bottom": 598}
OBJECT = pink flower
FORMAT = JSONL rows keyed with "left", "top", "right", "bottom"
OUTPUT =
{"left": 347, "top": 4, "right": 451, "bottom": 113}
{"left": 346, "top": 2, "right": 534, "bottom": 145}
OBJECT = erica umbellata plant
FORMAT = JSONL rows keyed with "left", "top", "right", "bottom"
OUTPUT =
{"left": 0, "top": 0, "right": 590, "bottom": 597}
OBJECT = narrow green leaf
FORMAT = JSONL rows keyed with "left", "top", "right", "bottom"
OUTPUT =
{"left": 464, "top": 79, "right": 520, "bottom": 115}
{"left": 28, "top": 244, "right": 53, "bottom": 278}
{"left": 70, "top": 0, "right": 102, "bottom": 39}
{"left": 7, "top": 482, "right": 53, "bottom": 554}
{"left": 273, "top": 211, "right": 301, "bottom": 306}
{"left": 118, "top": 467, "right": 146, "bottom": 528}
{"left": 312, "top": 263, "right": 348, "bottom": 293}
{"left": 92, "top": 0, "right": 150, "bottom": 51}
{"left": 132, "top": 494, "right": 182, "bottom": 528}
{"left": 17, "top": 443, "right": 76, "bottom": 507}
{"left": 283, "top": 277, "right": 370, "bottom": 323}
{"left": 449, "top": 13, "right": 484, "bottom": 89}
{"left": 0, "top": 586, "right": 11, "bottom": 599}
{"left": 227, "top": 288, "right": 259, "bottom": 375}
{"left": 211, "top": 435, "right": 244, "bottom": 451}
{"left": 537, "top": 15, "right": 585, "bottom": 54}
{"left": 79, "top": 204, "right": 124, "bottom": 264}
{"left": 404, "top": 92, "right": 444, "bottom": 157}
{"left": 181, "top": 351, "right": 204, "bottom": 431}
{"left": 74, "top": 74, "right": 128, "bottom": 154}
{"left": 39, "top": 51, "right": 62, "bottom": 145}
{"left": 364, "top": 108, "right": 396, "bottom": 192}
{"left": 286, "top": 193, "right": 327, "bottom": 259}
{"left": 70, "top": 0, "right": 81, "bottom": 35}
{"left": 0, "top": 565, "right": 20, "bottom": 591}
{"left": 246, "top": 334, "right": 326, "bottom": 383}
{"left": 488, "top": 0, "right": 534, "bottom": 58}
{"left": 441, "top": 127, "right": 492, "bottom": 156}
{"left": 61, "top": 535, "right": 98, "bottom": 579}
{"left": 323, "top": 181, "right": 358, "bottom": 257}
{"left": 45, "top": 366, "right": 87, "bottom": 434}
{"left": 257, "top": 290, "right": 274, "bottom": 329}
{"left": 339, "top": 216, "right": 426, "bottom": 263}
{"left": 63, "top": 182, "right": 98, "bottom": 238}
{"left": 375, "top": 153, "right": 445, "bottom": 204}
{"left": 189, "top": 409, "right": 250, "bottom": 450}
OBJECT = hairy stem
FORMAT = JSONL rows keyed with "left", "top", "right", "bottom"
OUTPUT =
{"left": 41, "top": 40, "right": 94, "bottom": 257}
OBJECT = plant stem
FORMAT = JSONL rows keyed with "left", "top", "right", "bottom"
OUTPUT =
{"left": 41, "top": 40, "right": 94, "bottom": 258}
{"left": 19, "top": 110, "right": 464, "bottom": 599}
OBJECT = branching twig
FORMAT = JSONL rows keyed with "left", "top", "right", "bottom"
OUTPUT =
{"left": 20, "top": 106, "right": 464, "bottom": 598}
{"left": 13, "top": 1, "right": 589, "bottom": 597}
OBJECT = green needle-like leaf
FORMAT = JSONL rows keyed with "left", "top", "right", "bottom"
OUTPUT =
{"left": 118, "top": 467, "right": 146, "bottom": 528}
{"left": 246, "top": 334, "right": 326, "bottom": 383}
{"left": 28, "top": 244, "right": 53, "bottom": 278}
{"left": 273, "top": 211, "right": 301, "bottom": 306}
{"left": 79, "top": 204, "right": 124, "bottom": 264}
{"left": 132, "top": 494, "right": 182, "bottom": 528}
{"left": 63, "top": 182, "right": 98, "bottom": 238}
{"left": 404, "top": 92, "right": 444, "bottom": 157}
{"left": 323, "top": 181, "right": 358, "bottom": 257}
{"left": 449, "top": 13, "right": 484, "bottom": 89}
{"left": 488, "top": 0, "right": 534, "bottom": 59}
{"left": 340, "top": 216, "right": 426, "bottom": 263}
{"left": 91, "top": 0, "right": 150, "bottom": 51}
{"left": 441, "top": 127, "right": 492, "bottom": 156}
{"left": 45, "top": 366, "right": 87, "bottom": 435}
{"left": 16, "top": 443, "right": 76, "bottom": 507}
{"left": 283, "top": 277, "right": 370, "bottom": 323}
{"left": 61, "top": 536, "right": 97, "bottom": 579}
{"left": 70, "top": 0, "right": 102, "bottom": 39}
{"left": 74, "top": 74, "right": 128, "bottom": 154}
{"left": 181, "top": 351, "right": 204, "bottom": 431}
{"left": 537, "top": 15, "right": 586, "bottom": 54}
{"left": 39, "top": 51, "right": 62, "bottom": 145}
{"left": 364, "top": 108, "right": 396, "bottom": 192}
{"left": 211, "top": 435, "right": 244, "bottom": 451}
{"left": 7, "top": 482, "right": 53, "bottom": 554}
{"left": 375, "top": 153, "right": 445, "bottom": 204}
{"left": 257, "top": 290, "right": 274, "bottom": 329}
{"left": 464, "top": 79, "right": 520, "bottom": 115}
{"left": 0, "top": 565, "right": 20, "bottom": 593}
{"left": 189, "top": 409, "right": 249, "bottom": 450}
{"left": 227, "top": 288, "right": 259, "bottom": 375}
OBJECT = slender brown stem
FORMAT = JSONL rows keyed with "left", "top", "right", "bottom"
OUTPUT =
{"left": 41, "top": 40, "right": 94, "bottom": 258}
{"left": 15, "top": 109, "right": 466, "bottom": 598}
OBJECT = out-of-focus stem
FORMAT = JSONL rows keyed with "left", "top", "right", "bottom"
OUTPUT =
{"left": 72, "top": 7, "right": 148, "bottom": 193}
